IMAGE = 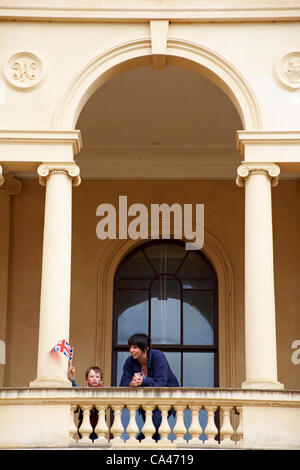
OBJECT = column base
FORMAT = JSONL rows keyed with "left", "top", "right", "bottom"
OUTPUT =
{"left": 242, "top": 379, "right": 284, "bottom": 390}
{"left": 30, "top": 375, "right": 72, "bottom": 388}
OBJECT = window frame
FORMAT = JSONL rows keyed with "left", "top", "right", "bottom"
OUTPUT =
{"left": 112, "top": 240, "right": 219, "bottom": 387}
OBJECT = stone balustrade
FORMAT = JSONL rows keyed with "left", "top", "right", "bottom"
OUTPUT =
{"left": 69, "top": 400, "right": 242, "bottom": 448}
{"left": 1, "top": 387, "right": 300, "bottom": 449}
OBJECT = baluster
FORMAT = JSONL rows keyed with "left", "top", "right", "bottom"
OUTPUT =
{"left": 235, "top": 406, "right": 243, "bottom": 445}
{"left": 126, "top": 405, "right": 139, "bottom": 445}
{"left": 111, "top": 405, "right": 125, "bottom": 446}
{"left": 69, "top": 404, "right": 79, "bottom": 443}
{"left": 203, "top": 405, "right": 219, "bottom": 447}
{"left": 140, "top": 405, "right": 156, "bottom": 446}
{"left": 188, "top": 406, "right": 203, "bottom": 447}
{"left": 79, "top": 405, "right": 93, "bottom": 444}
{"left": 157, "top": 405, "right": 171, "bottom": 447}
{"left": 94, "top": 404, "right": 109, "bottom": 445}
{"left": 220, "top": 406, "right": 235, "bottom": 447}
{"left": 173, "top": 406, "right": 187, "bottom": 446}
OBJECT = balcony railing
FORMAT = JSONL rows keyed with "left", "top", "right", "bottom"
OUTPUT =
{"left": 0, "top": 387, "right": 300, "bottom": 449}
{"left": 70, "top": 393, "right": 242, "bottom": 448}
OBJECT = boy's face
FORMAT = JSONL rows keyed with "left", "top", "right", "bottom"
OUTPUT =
{"left": 86, "top": 369, "right": 102, "bottom": 387}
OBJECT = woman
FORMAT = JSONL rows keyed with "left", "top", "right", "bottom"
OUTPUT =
{"left": 119, "top": 333, "right": 179, "bottom": 441}
{"left": 119, "top": 333, "right": 179, "bottom": 388}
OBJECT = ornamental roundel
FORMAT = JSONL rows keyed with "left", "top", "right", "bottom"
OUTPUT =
{"left": 4, "top": 51, "right": 43, "bottom": 91}
{"left": 277, "top": 52, "right": 300, "bottom": 90}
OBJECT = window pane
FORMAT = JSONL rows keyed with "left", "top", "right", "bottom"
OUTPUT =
{"left": 118, "top": 279, "right": 151, "bottom": 289}
{"left": 117, "top": 351, "right": 131, "bottom": 386}
{"left": 183, "top": 352, "right": 214, "bottom": 387}
{"left": 151, "top": 277, "right": 180, "bottom": 344}
{"left": 117, "top": 290, "right": 148, "bottom": 344}
{"left": 164, "top": 352, "right": 181, "bottom": 386}
{"left": 183, "top": 291, "right": 214, "bottom": 345}
{"left": 119, "top": 251, "right": 155, "bottom": 278}
{"left": 182, "top": 279, "right": 214, "bottom": 289}
{"left": 144, "top": 243, "right": 186, "bottom": 276}
{"left": 177, "top": 252, "right": 214, "bottom": 279}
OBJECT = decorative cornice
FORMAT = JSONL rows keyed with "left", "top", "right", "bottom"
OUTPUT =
{"left": 0, "top": 2, "right": 300, "bottom": 23}
{"left": 236, "top": 130, "right": 300, "bottom": 154}
{"left": 37, "top": 163, "right": 81, "bottom": 187}
{"left": 236, "top": 162, "right": 281, "bottom": 187}
{"left": 0, "top": 130, "right": 82, "bottom": 155}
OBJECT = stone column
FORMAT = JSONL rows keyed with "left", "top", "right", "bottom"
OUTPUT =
{"left": 0, "top": 166, "right": 6, "bottom": 385}
{"left": 0, "top": 173, "right": 22, "bottom": 386}
{"left": 31, "top": 163, "right": 80, "bottom": 387}
{"left": 236, "top": 163, "right": 283, "bottom": 390}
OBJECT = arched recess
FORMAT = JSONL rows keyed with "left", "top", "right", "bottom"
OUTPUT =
{"left": 96, "top": 225, "right": 236, "bottom": 388}
{"left": 53, "top": 37, "right": 262, "bottom": 131}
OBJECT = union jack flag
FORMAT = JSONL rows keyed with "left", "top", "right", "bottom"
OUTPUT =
{"left": 51, "top": 339, "right": 74, "bottom": 362}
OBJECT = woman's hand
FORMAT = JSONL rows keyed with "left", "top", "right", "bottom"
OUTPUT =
{"left": 129, "top": 372, "right": 143, "bottom": 387}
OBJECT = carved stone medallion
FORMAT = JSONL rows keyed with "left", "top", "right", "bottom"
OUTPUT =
{"left": 277, "top": 52, "right": 300, "bottom": 90}
{"left": 4, "top": 52, "right": 43, "bottom": 91}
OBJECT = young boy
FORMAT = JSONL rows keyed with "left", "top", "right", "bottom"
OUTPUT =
{"left": 69, "top": 365, "right": 104, "bottom": 441}
{"left": 69, "top": 366, "right": 103, "bottom": 388}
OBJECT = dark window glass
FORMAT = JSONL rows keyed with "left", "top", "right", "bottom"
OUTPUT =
{"left": 112, "top": 240, "right": 218, "bottom": 387}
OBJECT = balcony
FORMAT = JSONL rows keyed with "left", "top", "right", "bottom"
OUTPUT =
{"left": 0, "top": 387, "right": 300, "bottom": 449}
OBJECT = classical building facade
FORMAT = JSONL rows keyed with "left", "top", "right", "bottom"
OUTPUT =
{"left": 0, "top": 0, "right": 300, "bottom": 449}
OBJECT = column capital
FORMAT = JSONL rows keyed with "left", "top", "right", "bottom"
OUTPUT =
{"left": 0, "top": 173, "right": 22, "bottom": 195}
{"left": 236, "top": 162, "right": 281, "bottom": 188}
{"left": 37, "top": 162, "right": 81, "bottom": 187}
{"left": 0, "top": 165, "right": 4, "bottom": 186}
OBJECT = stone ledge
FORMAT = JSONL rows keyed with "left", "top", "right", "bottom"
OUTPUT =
{"left": 1, "top": 387, "right": 300, "bottom": 407}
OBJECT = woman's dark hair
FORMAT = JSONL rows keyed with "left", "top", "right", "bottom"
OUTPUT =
{"left": 128, "top": 333, "right": 151, "bottom": 352}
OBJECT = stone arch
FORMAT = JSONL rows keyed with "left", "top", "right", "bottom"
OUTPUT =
{"left": 96, "top": 223, "right": 236, "bottom": 388}
{"left": 53, "top": 37, "right": 262, "bottom": 131}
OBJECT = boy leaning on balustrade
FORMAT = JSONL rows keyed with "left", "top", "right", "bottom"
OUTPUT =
{"left": 69, "top": 365, "right": 104, "bottom": 441}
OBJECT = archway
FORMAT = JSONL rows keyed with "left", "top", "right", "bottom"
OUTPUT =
{"left": 68, "top": 37, "right": 244, "bottom": 387}
{"left": 53, "top": 38, "right": 261, "bottom": 131}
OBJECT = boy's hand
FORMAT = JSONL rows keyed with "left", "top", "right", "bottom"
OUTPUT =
{"left": 69, "top": 366, "right": 75, "bottom": 381}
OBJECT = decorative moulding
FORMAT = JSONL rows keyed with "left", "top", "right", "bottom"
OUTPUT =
{"left": 0, "top": 130, "right": 82, "bottom": 154}
{"left": 1, "top": 2, "right": 300, "bottom": 23}
{"left": 150, "top": 20, "right": 169, "bottom": 70}
{"left": 236, "top": 130, "right": 300, "bottom": 150}
{"left": 53, "top": 37, "right": 261, "bottom": 130}
{"left": 3, "top": 51, "right": 43, "bottom": 92}
{"left": 236, "top": 130, "right": 300, "bottom": 169}
{"left": 276, "top": 52, "right": 300, "bottom": 90}
{"left": 0, "top": 130, "right": 82, "bottom": 170}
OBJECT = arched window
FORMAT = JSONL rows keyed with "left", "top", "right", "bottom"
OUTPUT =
{"left": 112, "top": 240, "right": 218, "bottom": 387}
